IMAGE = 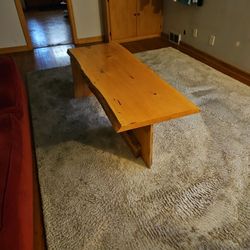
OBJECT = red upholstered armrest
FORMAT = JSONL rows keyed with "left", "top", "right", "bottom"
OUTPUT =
{"left": 0, "top": 57, "right": 22, "bottom": 116}
{"left": 0, "top": 114, "right": 16, "bottom": 229}
{"left": 0, "top": 57, "right": 33, "bottom": 250}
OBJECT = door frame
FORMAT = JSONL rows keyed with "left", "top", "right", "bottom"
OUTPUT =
{"left": 15, "top": 0, "right": 79, "bottom": 49}
{"left": 66, "top": 0, "right": 78, "bottom": 44}
{"left": 15, "top": 0, "right": 33, "bottom": 50}
{"left": 102, "top": 0, "right": 112, "bottom": 42}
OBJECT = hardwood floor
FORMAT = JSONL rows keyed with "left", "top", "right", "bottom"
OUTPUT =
{"left": 122, "top": 37, "right": 171, "bottom": 53}
{"left": 25, "top": 9, "right": 73, "bottom": 48}
{"left": 11, "top": 44, "right": 74, "bottom": 79}
{"left": 10, "top": 37, "right": 170, "bottom": 79}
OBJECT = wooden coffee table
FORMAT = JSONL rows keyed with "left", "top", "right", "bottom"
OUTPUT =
{"left": 68, "top": 42, "right": 199, "bottom": 167}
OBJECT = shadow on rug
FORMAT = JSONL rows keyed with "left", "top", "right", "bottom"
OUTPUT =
{"left": 27, "top": 47, "right": 250, "bottom": 250}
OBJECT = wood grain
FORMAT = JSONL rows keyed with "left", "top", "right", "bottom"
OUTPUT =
{"left": 70, "top": 57, "right": 92, "bottom": 98}
{"left": 121, "top": 131, "right": 142, "bottom": 157}
{"left": 121, "top": 125, "right": 153, "bottom": 167}
{"left": 137, "top": 0, "right": 163, "bottom": 37}
{"left": 104, "top": 0, "right": 163, "bottom": 43}
{"left": 76, "top": 36, "right": 104, "bottom": 45}
{"left": 132, "top": 125, "right": 153, "bottom": 167}
{"left": 68, "top": 42, "right": 200, "bottom": 133}
{"left": 108, "top": 0, "right": 137, "bottom": 41}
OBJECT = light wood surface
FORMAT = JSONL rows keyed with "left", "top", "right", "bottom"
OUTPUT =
{"left": 121, "top": 131, "right": 142, "bottom": 158}
{"left": 104, "top": 0, "right": 163, "bottom": 42}
{"left": 121, "top": 125, "right": 152, "bottom": 167}
{"left": 68, "top": 42, "right": 200, "bottom": 133}
{"left": 70, "top": 57, "right": 92, "bottom": 98}
{"left": 0, "top": 45, "right": 31, "bottom": 55}
{"left": 108, "top": 0, "right": 137, "bottom": 41}
{"left": 134, "top": 125, "right": 153, "bottom": 167}
{"left": 132, "top": 125, "right": 153, "bottom": 167}
{"left": 76, "top": 36, "right": 104, "bottom": 45}
{"left": 114, "top": 34, "right": 161, "bottom": 44}
{"left": 68, "top": 41, "right": 199, "bottom": 167}
{"left": 137, "top": 0, "right": 163, "bottom": 37}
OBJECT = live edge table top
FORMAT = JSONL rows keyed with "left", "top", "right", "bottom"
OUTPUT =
{"left": 68, "top": 42, "right": 200, "bottom": 133}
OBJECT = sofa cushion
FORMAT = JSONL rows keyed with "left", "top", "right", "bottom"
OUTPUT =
{"left": 0, "top": 114, "right": 18, "bottom": 230}
{"left": 0, "top": 57, "right": 22, "bottom": 115}
{"left": 0, "top": 114, "right": 11, "bottom": 230}
{"left": 0, "top": 56, "right": 33, "bottom": 250}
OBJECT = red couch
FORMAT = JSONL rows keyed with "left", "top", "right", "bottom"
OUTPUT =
{"left": 0, "top": 57, "right": 33, "bottom": 250}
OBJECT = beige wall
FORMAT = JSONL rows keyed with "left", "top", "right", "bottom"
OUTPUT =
{"left": 163, "top": 0, "right": 250, "bottom": 73}
{"left": 71, "top": 0, "right": 103, "bottom": 39}
{"left": 0, "top": 0, "right": 26, "bottom": 48}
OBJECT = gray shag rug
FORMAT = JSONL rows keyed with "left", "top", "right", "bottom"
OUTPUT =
{"left": 27, "top": 47, "right": 250, "bottom": 250}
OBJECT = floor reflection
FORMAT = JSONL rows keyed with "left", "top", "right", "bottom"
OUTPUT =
{"left": 25, "top": 9, "right": 73, "bottom": 48}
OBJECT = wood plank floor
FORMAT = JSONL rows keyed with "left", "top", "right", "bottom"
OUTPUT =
{"left": 7, "top": 37, "right": 170, "bottom": 250}
{"left": 10, "top": 37, "right": 170, "bottom": 79}
{"left": 11, "top": 44, "right": 74, "bottom": 79}
{"left": 25, "top": 10, "right": 73, "bottom": 48}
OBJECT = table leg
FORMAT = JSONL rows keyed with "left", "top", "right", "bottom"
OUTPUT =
{"left": 121, "top": 125, "right": 153, "bottom": 168}
{"left": 70, "top": 57, "right": 92, "bottom": 98}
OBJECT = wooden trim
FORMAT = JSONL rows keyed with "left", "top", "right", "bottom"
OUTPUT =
{"left": 115, "top": 34, "right": 161, "bottom": 44}
{"left": 121, "top": 131, "right": 141, "bottom": 158}
{"left": 102, "top": 0, "right": 111, "bottom": 42}
{"left": 121, "top": 125, "right": 153, "bottom": 168}
{"left": 33, "top": 160, "right": 47, "bottom": 250}
{"left": 162, "top": 33, "right": 250, "bottom": 86}
{"left": 70, "top": 57, "right": 92, "bottom": 98}
{"left": 0, "top": 45, "right": 31, "bottom": 55}
{"left": 15, "top": 0, "right": 33, "bottom": 50}
{"left": 75, "top": 36, "right": 104, "bottom": 45}
{"left": 66, "top": 0, "right": 78, "bottom": 45}
{"left": 132, "top": 125, "right": 153, "bottom": 168}
{"left": 179, "top": 43, "right": 250, "bottom": 86}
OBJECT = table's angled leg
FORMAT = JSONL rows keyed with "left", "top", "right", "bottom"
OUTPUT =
{"left": 122, "top": 125, "right": 153, "bottom": 168}
{"left": 70, "top": 57, "right": 92, "bottom": 98}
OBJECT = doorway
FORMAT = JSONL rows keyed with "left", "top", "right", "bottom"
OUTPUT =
{"left": 20, "top": 0, "right": 74, "bottom": 49}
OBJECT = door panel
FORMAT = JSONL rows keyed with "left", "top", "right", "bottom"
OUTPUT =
{"left": 137, "top": 0, "right": 163, "bottom": 37}
{"left": 109, "top": 0, "right": 137, "bottom": 40}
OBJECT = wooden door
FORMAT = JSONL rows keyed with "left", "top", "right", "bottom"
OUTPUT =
{"left": 108, "top": 0, "right": 137, "bottom": 41}
{"left": 137, "top": 0, "right": 163, "bottom": 37}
